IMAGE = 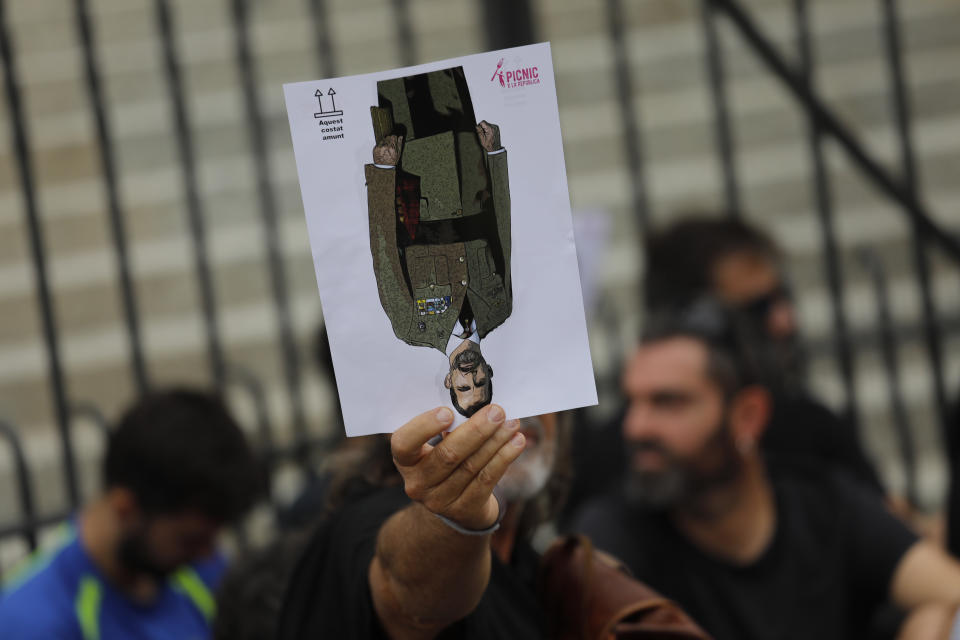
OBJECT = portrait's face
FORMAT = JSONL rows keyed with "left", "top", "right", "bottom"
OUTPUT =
{"left": 620, "top": 337, "right": 741, "bottom": 508}
{"left": 446, "top": 341, "right": 494, "bottom": 417}
{"left": 450, "top": 365, "right": 491, "bottom": 410}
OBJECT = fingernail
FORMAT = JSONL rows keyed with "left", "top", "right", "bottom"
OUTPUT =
{"left": 488, "top": 406, "right": 505, "bottom": 423}
{"left": 504, "top": 419, "right": 520, "bottom": 431}
{"left": 512, "top": 433, "right": 526, "bottom": 448}
{"left": 436, "top": 408, "right": 453, "bottom": 424}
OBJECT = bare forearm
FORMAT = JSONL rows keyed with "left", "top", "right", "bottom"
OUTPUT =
{"left": 892, "top": 541, "right": 960, "bottom": 610}
{"left": 370, "top": 406, "right": 524, "bottom": 638}
{"left": 372, "top": 503, "right": 491, "bottom": 638}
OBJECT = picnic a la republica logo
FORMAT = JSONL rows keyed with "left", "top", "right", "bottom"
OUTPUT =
{"left": 490, "top": 57, "right": 540, "bottom": 89}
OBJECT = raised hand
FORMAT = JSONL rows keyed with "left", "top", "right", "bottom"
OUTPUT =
{"left": 475, "top": 121, "right": 501, "bottom": 153}
{"left": 373, "top": 134, "right": 403, "bottom": 166}
{"left": 391, "top": 405, "right": 525, "bottom": 531}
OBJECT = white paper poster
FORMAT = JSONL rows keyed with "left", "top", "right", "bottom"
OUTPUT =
{"left": 283, "top": 43, "right": 597, "bottom": 436}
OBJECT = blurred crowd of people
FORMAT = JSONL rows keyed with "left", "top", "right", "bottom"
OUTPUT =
{"left": 2, "top": 215, "right": 960, "bottom": 640}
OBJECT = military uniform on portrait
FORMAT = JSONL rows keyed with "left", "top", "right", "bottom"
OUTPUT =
{"left": 364, "top": 66, "right": 512, "bottom": 354}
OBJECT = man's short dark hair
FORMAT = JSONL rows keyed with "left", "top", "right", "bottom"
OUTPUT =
{"left": 449, "top": 365, "right": 494, "bottom": 418}
{"left": 644, "top": 216, "right": 779, "bottom": 311}
{"left": 104, "top": 388, "right": 261, "bottom": 522}
{"left": 642, "top": 298, "right": 767, "bottom": 398}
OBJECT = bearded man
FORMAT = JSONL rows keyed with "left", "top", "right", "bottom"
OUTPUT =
{"left": 572, "top": 301, "right": 960, "bottom": 640}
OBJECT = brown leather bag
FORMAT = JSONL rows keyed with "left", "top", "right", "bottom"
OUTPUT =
{"left": 538, "top": 535, "right": 712, "bottom": 640}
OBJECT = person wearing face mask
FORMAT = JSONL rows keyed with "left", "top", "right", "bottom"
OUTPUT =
{"left": 276, "top": 407, "right": 709, "bottom": 640}
{"left": 0, "top": 389, "right": 260, "bottom": 640}
{"left": 642, "top": 215, "right": 884, "bottom": 495}
{"left": 560, "top": 214, "right": 882, "bottom": 533}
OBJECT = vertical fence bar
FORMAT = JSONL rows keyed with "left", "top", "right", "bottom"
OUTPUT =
{"left": 308, "top": 0, "right": 337, "bottom": 78}
{"left": 879, "top": 0, "right": 949, "bottom": 438}
{"left": 481, "top": 0, "right": 536, "bottom": 50}
{"left": 0, "top": 419, "right": 39, "bottom": 551}
{"left": 709, "top": 0, "right": 960, "bottom": 260}
{"left": 230, "top": 0, "right": 310, "bottom": 466}
{"left": 0, "top": 2, "right": 80, "bottom": 509}
{"left": 605, "top": 0, "right": 651, "bottom": 237}
{"left": 154, "top": 0, "right": 226, "bottom": 386}
{"left": 71, "top": 0, "right": 149, "bottom": 394}
{"left": 392, "top": 0, "right": 416, "bottom": 67}
{"left": 71, "top": 402, "right": 111, "bottom": 442}
{"left": 225, "top": 366, "right": 276, "bottom": 498}
{"left": 69, "top": 402, "right": 111, "bottom": 503}
{"left": 859, "top": 250, "right": 918, "bottom": 506}
{"left": 700, "top": 0, "right": 740, "bottom": 215}
{"left": 793, "top": 0, "right": 860, "bottom": 424}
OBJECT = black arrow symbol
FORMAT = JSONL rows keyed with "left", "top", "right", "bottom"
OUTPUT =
{"left": 314, "top": 88, "right": 324, "bottom": 108}
{"left": 327, "top": 88, "right": 337, "bottom": 112}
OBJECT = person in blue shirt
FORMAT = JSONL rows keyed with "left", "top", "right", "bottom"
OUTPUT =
{"left": 0, "top": 388, "right": 260, "bottom": 640}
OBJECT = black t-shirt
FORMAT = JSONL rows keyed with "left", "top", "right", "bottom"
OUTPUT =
{"left": 278, "top": 485, "right": 544, "bottom": 640}
{"left": 763, "top": 393, "right": 884, "bottom": 495}
{"left": 947, "top": 397, "right": 960, "bottom": 556}
{"left": 571, "top": 463, "right": 917, "bottom": 640}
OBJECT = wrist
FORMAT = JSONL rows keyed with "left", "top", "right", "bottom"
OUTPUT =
{"left": 433, "top": 490, "right": 505, "bottom": 537}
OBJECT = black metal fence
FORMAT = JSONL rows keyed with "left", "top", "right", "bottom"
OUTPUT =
{"left": 0, "top": 0, "right": 957, "bottom": 574}
{"left": 707, "top": 0, "right": 959, "bottom": 508}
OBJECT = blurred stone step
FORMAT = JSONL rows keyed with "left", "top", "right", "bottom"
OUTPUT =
{"left": 0, "top": 294, "right": 331, "bottom": 434}
{"left": 2, "top": 79, "right": 956, "bottom": 272}
{"left": 5, "top": 1, "right": 957, "bottom": 153}
{"left": 0, "top": 365, "right": 339, "bottom": 524}
{"left": 548, "top": 0, "right": 958, "bottom": 92}
{"left": 5, "top": 36, "right": 956, "bottom": 199}
{"left": 806, "top": 341, "right": 960, "bottom": 508}
{"left": 5, "top": 0, "right": 478, "bottom": 90}
{"left": 0, "top": 247, "right": 317, "bottom": 346}
{"left": 566, "top": 115, "right": 960, "bottom": 219}
{"left": 0, "top": 197, "right": 312, "bottom": 300}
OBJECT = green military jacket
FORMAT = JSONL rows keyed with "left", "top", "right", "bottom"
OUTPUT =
{"left": 366, "top": 150, "right": 511, "bottom": 352}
